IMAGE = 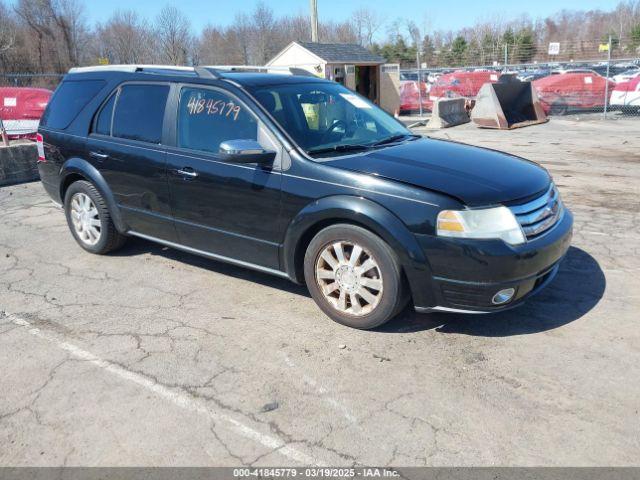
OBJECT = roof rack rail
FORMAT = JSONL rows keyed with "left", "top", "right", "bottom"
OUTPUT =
{"left": 68, "top": 64, "right": 196, "bottom": 74}
{"left": 67, "top": 64, "right": 314, "bottom": 79}
{"left": 203, "top": 65, "right": 317, "bottom": 77}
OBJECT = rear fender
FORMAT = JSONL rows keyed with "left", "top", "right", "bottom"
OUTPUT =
{"left": 59, "top": 157, "right": 127, "bottom": 233}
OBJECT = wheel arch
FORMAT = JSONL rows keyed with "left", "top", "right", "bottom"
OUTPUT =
{"left": 282, "top": 195, "right": 428, "bottom": 284}
{"left": 59, "top": 158, "right": 127, "bottom": 233}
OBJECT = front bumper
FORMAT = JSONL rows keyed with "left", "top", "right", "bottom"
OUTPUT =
{"left": 415, "top": 261, "right": 561, "bottom": 314}
{"left": 409, "top": 208, "right": 573, "bottom": 313}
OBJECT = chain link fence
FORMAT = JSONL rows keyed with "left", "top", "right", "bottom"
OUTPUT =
{"left": 0, "top": 73, "right": 63, "bottom": 89}
{"left": 1, "top": 60, "right": 639, "bottom": 124}
{"left": 399, "top": 39, "right": 640, "bottom": 119}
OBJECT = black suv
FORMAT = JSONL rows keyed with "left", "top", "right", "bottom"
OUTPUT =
{"left": 37, "top": 65, "right": 573, "bottom": 329}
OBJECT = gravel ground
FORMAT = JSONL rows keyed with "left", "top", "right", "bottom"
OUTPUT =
{"left": 0, "top": 116, "right": 639, "bottom": 466}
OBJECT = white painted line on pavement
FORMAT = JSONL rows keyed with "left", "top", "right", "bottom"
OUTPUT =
{"left": 7, "top": 314, "right": 321, "bottom": 466}
{"left": 280, "top": 352, "right": 357, "bottom": 423}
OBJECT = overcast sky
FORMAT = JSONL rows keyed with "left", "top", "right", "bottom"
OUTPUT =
{"left": 13, "top": 0, "right": 622, "bottom": 36}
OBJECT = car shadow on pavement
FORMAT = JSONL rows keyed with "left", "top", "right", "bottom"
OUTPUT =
{"left": 380, "top": 246, "right": 606, "bottom": 337}
{"left": 112, "top": 236, "right": 311, "bottom": 298}
{"left": 115, "top": 240, "right": 604, "bottom": 337}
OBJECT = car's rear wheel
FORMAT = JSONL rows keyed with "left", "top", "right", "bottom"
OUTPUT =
{"left": 304, "top": 224, "right": 408, "bottom": 329}
{"left": 64, "top": 180, "right": 126, "bottom": 254}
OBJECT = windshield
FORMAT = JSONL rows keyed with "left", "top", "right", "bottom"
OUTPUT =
{"left": 248, "top": 82, "right": 412, "bottom": 157}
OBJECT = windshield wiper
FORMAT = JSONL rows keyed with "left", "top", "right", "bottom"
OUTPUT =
{"left": 307, "top": 144, "right": 372, "bottom": 155}
{"left": 307, "top": 134, "right": 420, "bottom": 156}
{"left": 371, "top": 134, "right": 421, "bottom": 147}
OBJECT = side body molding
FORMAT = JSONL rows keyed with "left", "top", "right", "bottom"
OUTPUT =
{"left": 59, "top": 157, "right": 127, "bottom": 233}
{"left": 282, "top": 195, "right": 430, "bottom": 283}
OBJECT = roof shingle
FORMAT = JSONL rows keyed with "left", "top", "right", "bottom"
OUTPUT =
{"left": 297, "top": 42, "right": 385, "bottom": 64}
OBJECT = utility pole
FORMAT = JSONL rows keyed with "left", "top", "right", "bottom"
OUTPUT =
{"left": 310, "top": 0, "right": 319, "bottom": 43}
{"left": 603, "top": 34, "right": 612, "bottom": 119}
{"left": 416, "top": 49, "right": 423, "bottom": 117}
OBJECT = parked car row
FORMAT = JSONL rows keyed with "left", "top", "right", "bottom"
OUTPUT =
{"left": 399, "top": 62, "right": 640, "bottom": 115}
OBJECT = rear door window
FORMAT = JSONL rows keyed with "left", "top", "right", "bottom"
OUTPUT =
{"left": 112, "top": 84, "right": 169, "bottom": 144}
{"left": 41, "top": 79, "right": 105, "bottom": 130}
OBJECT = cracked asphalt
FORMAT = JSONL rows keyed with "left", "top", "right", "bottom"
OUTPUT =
{"left": 1, "top": 117, "right": 639, "bottom": 466}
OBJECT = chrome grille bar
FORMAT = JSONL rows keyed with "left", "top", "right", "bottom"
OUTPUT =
{"left": 509, "top": 185, "right": 557, "bottom": 215}
{"left": 509, "top": 184, "right": 562, "bottom": 240}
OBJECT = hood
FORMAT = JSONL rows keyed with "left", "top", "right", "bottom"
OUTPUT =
{"left": 329, "top": 138, "right": 551, "bottom": 206}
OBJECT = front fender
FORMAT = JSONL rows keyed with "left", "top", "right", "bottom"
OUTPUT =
{"left": 60, "top": 158, "right": 127, "bottom": 233}
{"left": 282, "top": 195, "right": 430, "bottom": 283}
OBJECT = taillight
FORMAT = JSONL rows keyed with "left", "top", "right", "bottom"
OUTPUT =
{"left": 36, "top": 133, "right": 46, "bottom": 162}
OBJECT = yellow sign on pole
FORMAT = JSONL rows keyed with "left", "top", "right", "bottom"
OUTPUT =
{"left": 598, "top": 44, "right": 610, "bottom": 52}
{"left": 97, "top": 57, "right": 109, "bottom": 65}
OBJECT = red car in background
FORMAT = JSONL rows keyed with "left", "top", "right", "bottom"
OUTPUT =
{"left": 610, "top": 77, "right": 640, "bottom": 113}
{"left": 533, "top": 72, "right": 615, "bottom": 115}
{"left": 427, "top": 70, "right": 500, "bottom": 110}
{"left": 399, "top": 80, "right": 430, "bottom": 114}
{"left": 0, "top": 87, "right": 52, "bottom": 140}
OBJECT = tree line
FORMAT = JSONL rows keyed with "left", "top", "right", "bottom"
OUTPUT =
{"left": 376, "top": 2, "right": 640, "bottom": 67}
{"left": 0, "top": 0, "right": 639, "bottom": 76}
{"left": 0, "top": 0, "right": 373, "bottom": 74}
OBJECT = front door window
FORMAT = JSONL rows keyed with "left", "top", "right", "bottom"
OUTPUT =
{"left": 178, "top": 87, "right": 258, "bottom": 154}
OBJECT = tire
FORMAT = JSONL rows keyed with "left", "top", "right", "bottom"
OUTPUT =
{"left": 64, "top": 180, "right": 126, "bottom": 254}
{"left": 304, "top": 224, "right": 409, "bottom": 330}
{"left": 550, "top": 102, "right": 568, "bottom": 116}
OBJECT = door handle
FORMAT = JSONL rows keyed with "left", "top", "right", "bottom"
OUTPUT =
{"left": 175, "top": 167, "right": 198, "bottom": 178}
{"left": 89, "top": 151, "right": 109, "bottom": 160}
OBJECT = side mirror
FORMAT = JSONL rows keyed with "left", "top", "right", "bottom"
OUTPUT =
{"left": 219, "top": 140, "right": 276, "bottom": 164}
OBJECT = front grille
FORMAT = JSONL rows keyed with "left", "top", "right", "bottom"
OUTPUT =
{"left": 509, "top": 184, "right": 562, "bottom": 240}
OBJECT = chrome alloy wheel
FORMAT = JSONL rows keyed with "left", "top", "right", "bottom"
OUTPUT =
{"left": 70, "top": 193, "right": 101, "bottom": 246}
{"left": 315, "top": 241, "right": 383, "bottom": 316}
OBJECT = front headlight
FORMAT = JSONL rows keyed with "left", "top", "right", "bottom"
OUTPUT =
{"left": 437, "top": 206, "right": 526, "bottom": 245}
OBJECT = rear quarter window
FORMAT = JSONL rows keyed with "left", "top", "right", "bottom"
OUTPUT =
{"left": 93, "top": 93, "right": 116, "bottom": 136}
{"left": 41, "top": 79, "right": 105, "bottom": 130}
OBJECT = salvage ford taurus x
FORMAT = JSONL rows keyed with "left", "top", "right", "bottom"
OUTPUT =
{"left": 36, "top": 65, "right": 573, "bottom": 329}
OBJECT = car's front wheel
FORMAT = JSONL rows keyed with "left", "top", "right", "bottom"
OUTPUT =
{"left": 304, "top": 224, "right": 408, "bottom": 329}
{"left": 64, "top": 180, "right": 126, "bottom": 254}
{"left": 550, "top": 102, "right": 568, "bottom": 116}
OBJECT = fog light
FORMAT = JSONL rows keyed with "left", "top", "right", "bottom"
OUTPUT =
{"left": 492, "top": 288, "right": 515, "bottom": 305}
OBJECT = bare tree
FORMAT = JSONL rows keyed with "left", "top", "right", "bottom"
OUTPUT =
{"left": 351, "top": 7, "right": 383, "bottom": 47}
{"left": 13, "top": 0, "right": 87, "bottom": 72}
{"left": 233, "top": 12, "right": 252, "bottom": 64}
{"left": 320, "top": 20, "right": 358, "bottom": 44}
{"left": 58, "top": 0, "right": 90, "bottom": 65}
{"left": 196, "top": 24, "right": 246, "bottom": 65}
{"left": 0, "top": 1, "right": 19, "bottom": 71}
{"left": 251, "top": 2, "right": 277, "bottom": 64}
{"left": 155, "top": 5, "right": 192, "bottom": 65}
{"left": 94, "top": 10, "right": 155, "bottom": 64}
{"left": 278, "top": 14, "right": 312, "bottom": 42}
{"left": 4, "top": 0, "right": 640, "bottom": 75}
{"left": 0, "top": 1, "right": 16, "bottom": 54}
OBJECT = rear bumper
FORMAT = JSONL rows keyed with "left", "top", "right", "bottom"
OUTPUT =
{"left": 409, "top": 208, "right": 573, "bottom": 313}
